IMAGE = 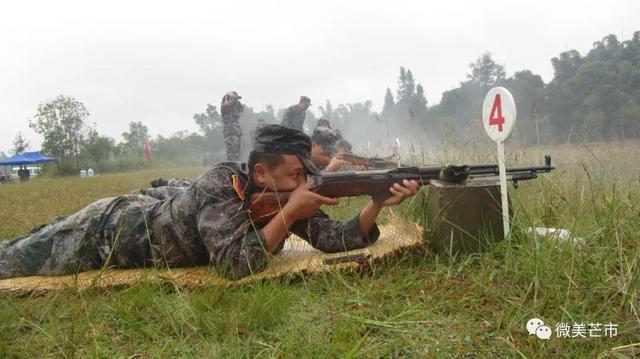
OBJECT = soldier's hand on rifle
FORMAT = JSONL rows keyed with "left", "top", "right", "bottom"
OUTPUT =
{"left": 283, "top": 182, "right": 339, "bottom": 220}
{"left": 376, "top": 179, "right": 420, "bottom": 207}
{"left": 325, "top": 157, "right": 350, "bottom": 172}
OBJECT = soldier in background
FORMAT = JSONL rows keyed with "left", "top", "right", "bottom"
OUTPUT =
{"left": 315, "top": 118, "right": 331, "bottom": 130}
{"left": 221, "top": 91, "right": 244, "bottom": 161}
{"left": 310, "top": 126, "right": 357, "bottom": 172}
{"left": 313, "top": 119, "right": 352, "bottom": 153}
{"left": 281, "top": 96, "right": 311, "bottom": 132}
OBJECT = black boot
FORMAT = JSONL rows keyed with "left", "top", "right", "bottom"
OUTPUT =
{"left": 150, "top": 178, "right": 168, "bottom": 188}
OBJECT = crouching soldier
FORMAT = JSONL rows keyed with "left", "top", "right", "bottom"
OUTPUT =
{"left": 0, "top": 125, "right": 419, "bottom": 280}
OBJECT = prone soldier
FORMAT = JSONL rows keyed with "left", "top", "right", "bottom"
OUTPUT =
{"left": 311, "top": 126, "right": 348, "bottom": 172}
{"left": 0, "top": 125, "right": 419, "bottom": 280}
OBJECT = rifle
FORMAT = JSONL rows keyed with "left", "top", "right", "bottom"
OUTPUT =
{"left": 247, "top": 156, "right": 555, "bottom": 224}
{"left": 337, "top": 152, "right": 399, "bottom": 169}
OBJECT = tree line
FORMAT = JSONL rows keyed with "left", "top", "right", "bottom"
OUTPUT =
{"left": 5, "top": 30, "right": 638, "bottom": 174}
{"left": 5, "top": 95, "right": 295, "bottom": 175}
{"left": 423, "top": 31, "right": 640, "bottom": 145}
{"left": 290, "top": 30, "right": 640, "bottom": 149}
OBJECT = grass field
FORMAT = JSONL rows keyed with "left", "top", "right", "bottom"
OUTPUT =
{"left": 1, "top": 142, "right": 639, "bottom": 358}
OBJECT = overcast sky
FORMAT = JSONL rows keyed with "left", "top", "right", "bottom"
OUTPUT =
{"left": 1, "top": 0, "right": 638, "bottom": 154}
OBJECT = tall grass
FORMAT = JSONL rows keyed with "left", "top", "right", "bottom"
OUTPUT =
{"left": 0, "top": 141, "right": 639, "bottom": 357}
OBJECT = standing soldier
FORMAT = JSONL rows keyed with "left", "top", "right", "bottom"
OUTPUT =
{"left": 281, "top": 96, "right": 311, "bottom": 132}
{"left": 221, "top": 91, "right": 244, "bottom": 161}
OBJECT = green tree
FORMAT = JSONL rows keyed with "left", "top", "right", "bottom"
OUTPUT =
{"left": 153, "top": 131, "right": 205, "bottom": 162}
{"left": 11, "top": 132, "right": 30, "bottom": 155}
{"left": 404, "top": 70, "right": 416, "bottom": 99}
{"left": 392, "top": 67, "right": 428, "bottom": 122}
{"left": 318, "top": 100, "right": 335, "bottom": 121}
{"left": 30, "top": 95, "right": 90, "bottom": 170}
{"left": 467, "top": 52, "right": 506, "bottom": 88}
{"left": 121, "top": 121, "right": 150, "bottom": 157}
{"left": 194, "top": 104, "right": 222, "bottom": 134}
{"left": 504, "top": 70, "right": 546, "bottom": 144}
{"left": 397, "top": 67, "right": 417, "bottom": 102}
{"left": 382, "top": 88, "right": 395, "bottom": 119}
{"left": 193, "top": 104, "right": 224, "bottom": 153}
{"left": 546, "top": 32, "right": 640, "bottom": 141}
{"left": 84, "top": 128, "right": 115, "bottom": 163}
{"left": 397, "top": 67, "right": 407, "bottom": 101}
{"left": 412, "top": 83, "right": 428, "bottom": 117}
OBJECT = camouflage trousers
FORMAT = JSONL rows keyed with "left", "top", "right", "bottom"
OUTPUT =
{"left": 223, "top": 121, "right": 242, "bottom": 161}
{"left": 131, "top": 178, "right": 193, "bottom": 201}
{"left": 132, "top": 186, "right": 187, "bottom": 201}
{"left": 0, "top": 195, "right": 159, "bottom": 279}
{"left": 166, "top": 178, "right": 193, "bottom": 187}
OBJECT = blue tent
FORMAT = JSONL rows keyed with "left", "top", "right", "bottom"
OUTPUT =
{"left": 0, "top": 151, "right": 56, "bottom": 166}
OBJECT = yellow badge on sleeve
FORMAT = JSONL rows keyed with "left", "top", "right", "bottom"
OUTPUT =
{"left": 231, "top": 174, "right": 245, "bottom": 201}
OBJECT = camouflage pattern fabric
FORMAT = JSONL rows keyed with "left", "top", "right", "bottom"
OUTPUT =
{"left": 221, "top": 98, "right": 244, "bottom": 161}
{"left": 150, "top": 163, "right": 380, "bottom": 279}
{"left": 0, "top": 163, "right": 379, "bottom": 280}
{"left": 132, "top": 178, "right": 193, "bottom": 201}
{"left": 166, "top": 178, "right": 193, "bottom": 187}
{"left": 281, "top": 105, "right": 306, "bottom": 132}
{"left": 0, "top": 195, "right": 160, "bottom": 279}
{"left": 132, "top": 186, "right": 187, "bottom": 201}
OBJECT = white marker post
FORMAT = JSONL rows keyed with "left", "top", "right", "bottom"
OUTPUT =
{"left": 482, "top": 87, "right": 516, "bottom": 238}
{"left": 395, "top": 138, "right": 401, "bottom": 168}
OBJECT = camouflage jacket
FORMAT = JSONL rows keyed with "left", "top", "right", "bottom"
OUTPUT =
{"left": 281, "top": 105, "right": 306, "bottom": 132}
{"left": 220, "top": 99, "right": 244, "bottom": 124}
{"left": 150, "top": 162, "right": 380, "bottom": 279}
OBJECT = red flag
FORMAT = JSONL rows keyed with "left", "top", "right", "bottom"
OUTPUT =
{"left": 144, "top": 142, "right": 151, "bottom": 163}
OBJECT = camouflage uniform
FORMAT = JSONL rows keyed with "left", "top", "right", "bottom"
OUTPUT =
{"left": 132, "top": 186, "right": 187, "bottom": 202}
{"left": 166, "top": 178, "right": 192, "bottom": 187}
{"left": 311, "top": 127, "right": 338, "bottom": 172}
{"left": 0, "top": 195, "right": 160, "bottom": 278}
{"left": 221, "top": 93, "right": 244, "bottom": 161}
{"left": 0, "top": 163, "right": 379, "bottom": 280}
{"left": 281, "top": 105, "right": 306, "bottom": 132}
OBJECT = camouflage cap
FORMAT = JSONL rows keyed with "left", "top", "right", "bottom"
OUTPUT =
{"left": 253, "top": 124, "right": 320, "bottom": 175}
{"left": 337, "top": 138, "right": 352, "bottom": 152}
{"left": 300, "top": 96, "right": 311, "bottom": 104}
{"left": 312, "top": 127, "right": 338, "bottom": 156}
{"left": 227, "top": 91, "right": 242, "bottom": 99}
{"left": 316, "top": 118, "right": 331, "bottom": 127}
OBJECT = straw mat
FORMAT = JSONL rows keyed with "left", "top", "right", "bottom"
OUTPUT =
{"left": 0, "top": 214, "right": 424, "bottom": 294}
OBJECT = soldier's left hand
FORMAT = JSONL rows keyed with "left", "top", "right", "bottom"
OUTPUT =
{"left": 377, "top": 179, "right": 420, "bottom": 207}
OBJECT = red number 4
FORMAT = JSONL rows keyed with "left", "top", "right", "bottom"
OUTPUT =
{"left": 489, "top": 94, "right": 505, "bottom": 132}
